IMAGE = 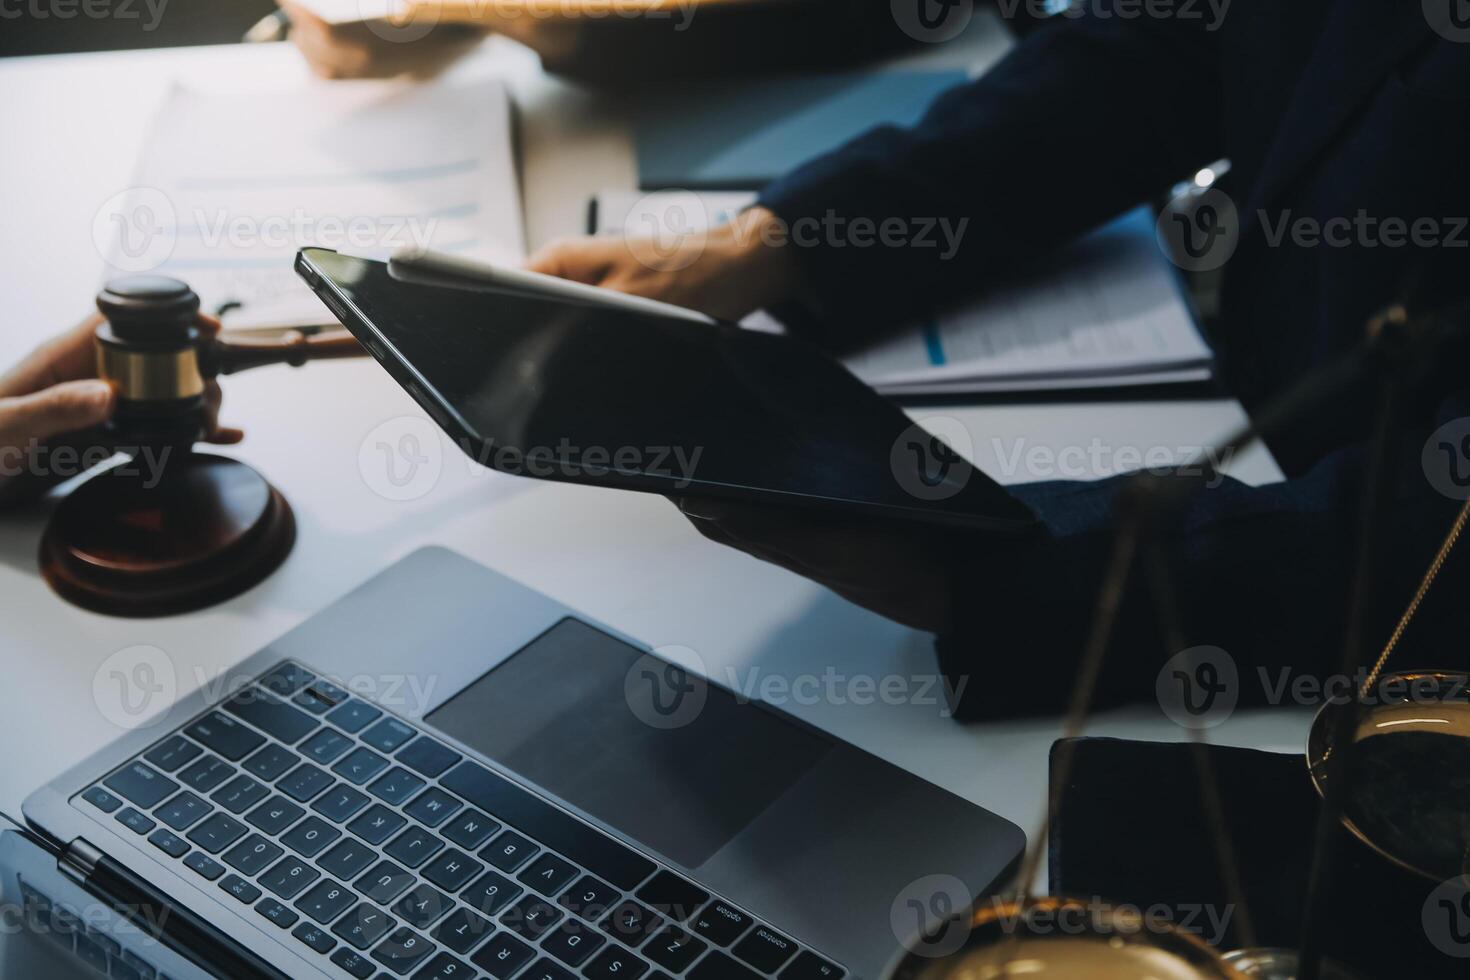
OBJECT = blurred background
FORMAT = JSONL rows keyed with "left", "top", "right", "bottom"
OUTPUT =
{"left": 0, "top": 0, "right": 277, "bottom": 58}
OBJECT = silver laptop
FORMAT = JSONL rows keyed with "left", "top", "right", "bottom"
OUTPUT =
{"left": 18, "top": 547, "right": 1023, "bottom": 980}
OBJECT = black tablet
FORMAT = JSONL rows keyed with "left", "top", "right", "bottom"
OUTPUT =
{"left": 296, "top": 247, "right": 1035, "bottom": 531}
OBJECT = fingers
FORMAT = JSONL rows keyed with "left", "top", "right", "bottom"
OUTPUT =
{"left": 524, "top": 238, "right": 619, "bottom": 285}
{"left": 0, "top": 313, "right": 105, "bottom": 398}
{"left": 200, "top": 380, "right": 244, "bottom": 445}
{"left": 0, "top": 379, "right": 115, "bottom": 445}
{"left": 281, "top": 2, "right": 378, "bottom": 79}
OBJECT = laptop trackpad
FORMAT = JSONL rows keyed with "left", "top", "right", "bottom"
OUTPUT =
{"left": 424, "top": 617, "right": 831, "bottom": 869}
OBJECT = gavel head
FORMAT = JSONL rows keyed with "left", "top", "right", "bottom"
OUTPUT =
{"left": 95, "top": 276, "right": 207, "bottom": 449}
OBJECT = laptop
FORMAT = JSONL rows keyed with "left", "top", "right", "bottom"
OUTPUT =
{"left": 17, "top": 547, "right": 1024, "bottom": 980}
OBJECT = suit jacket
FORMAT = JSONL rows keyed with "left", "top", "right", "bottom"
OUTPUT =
{"left": 757, "top": 0, "right": 1470, "bottom": 717}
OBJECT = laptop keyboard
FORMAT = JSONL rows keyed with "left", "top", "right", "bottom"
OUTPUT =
{"left": 73, "top": 660, "right": 848, "bottom": 980}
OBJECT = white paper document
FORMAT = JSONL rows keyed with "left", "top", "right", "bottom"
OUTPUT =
{"left": 100, "top": 79, "right": 522, "bottom": 329}
{"left": 592, "top": 193, "right": 1213, "bottom": 394}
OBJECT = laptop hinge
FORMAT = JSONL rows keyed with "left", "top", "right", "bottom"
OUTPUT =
{"left": 58, "top": 837, "right": 103, "bottom": 885}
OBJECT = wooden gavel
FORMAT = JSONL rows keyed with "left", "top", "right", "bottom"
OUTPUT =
{"left": 95, "top": 276, "right": 364, "bottom": 446}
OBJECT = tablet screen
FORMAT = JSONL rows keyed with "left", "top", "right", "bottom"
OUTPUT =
{"left": 299, "top": 248, "right": 1034, "bottom": 530}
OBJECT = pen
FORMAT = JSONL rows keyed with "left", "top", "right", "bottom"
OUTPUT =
{"left": 388, "top": 247, "right": 720, "bottom": 326}
{"left": 59, "top": 839, "right": 290, "bottom": 980}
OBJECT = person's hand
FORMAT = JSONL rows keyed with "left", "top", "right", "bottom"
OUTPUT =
{"left": 526, "top": 206, "right": 803, "bottom": 322}
{"left": 0, "top": 314, "right": 241, "bottom": 502}
{"left": 280, "top": 0, "right": 488, "bottom": 79}
{"left": 674, "top": 497, "right": 957, "bottom": 633}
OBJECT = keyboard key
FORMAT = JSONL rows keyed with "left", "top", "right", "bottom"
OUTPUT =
{"left": 318, "top": 838, "right": 379, "bottom": 880}
{"left": 74, "top": 931, "right": 108, "bottom": 972}
{"left": 147, "top": 828, "right": 189, "bottom": 858}
{"left": 187, "top": 813, "right": 248, "bottom": 853}
{"left": 260, "top": 857, "right": 320, "bottom": 900}
{"left": 469, "top": 929, "right": 534, "bottom": 978}
{"left": 333, "top": 747, "right": 391, "bottom": 786}
{"left": 442, "top": 762, "right": 654, "bottom": 890}
{"left": 368, "top": 768, "right": 426, "bottom": 806}
{"left": 692, "top": 902, "right": 752, "bottom": 947}
{"left": 371, "top": 926, "right": 435, "bottom": 975}
{"left": 422, "top": 848, "right": 482, "bottom": 893}
{"left": 293, "top": 921, "right": 336, "bottom": 955}
{"left": 260, "top": 662, "right": 316, "bottom": 698}
{"left": 245, "top": 796, "right": 305, "bottom": 836}
{"left": 225, "top": 687, "right": 319, "bottom": 745}
{"left": 356, "top": 859, "right": 417, "bottom": 904}
{"left": 295, "top": 878, "right": 356, "bottom": 924}
{"left": 223, "top": 834, "right": 283, "bottom": 876}
{"left": 332, "top": 946, "right": 377, "bottom": 979}
{"left": 503, "top": 896, "right": 563, "bottom": 940}
{"left": 115, "top": 807, "right": 156, "bottom": 835}
{"left": 522, "top": 957, "right": 577, "bottom": 980}
{"left": 256, "top": 896, "right": 299, "bottom": 929}
{"left": 481, "top": 830, "right": 538, "bottom": 873}
{"left": 185, "top": 712, "right": 265, "bottom": 761}
{"left": 586, "top": 944, "right": 651, "bottom": 980}
{"left": 361, "top": 717, "right": 416, "bottom": 753}
{"left": 461, "top": 868, "right": 523, "bottom": 916}
{"left": 282, "top": 816, "right": 341, "bottom": 858}
{"left": 442, "top": 809, "right": 499, "bottom": 850}
{"left": 219, "top": 874, "right": 263, "bottom": 904}
{"left": 104, "top": 762, "right": 178, "bottom": 809}
{"left": 780, "top": 951, "right": 845, "bottom": 980}
{"left": 412, "top": 952, "right": 474, "bottom": 980}
{"left": 646, "top": 928, "right": 707, "bottom": 973}
{"left": 637, "top": 872, "right": 708, "bottom": 922}
{"left": 404, "top": 787, "right": 462, "bottom": 828}
{"left": 178, "top": 755, "right": 233, "bottom": 792}
{"left": 348, "top": 804, "right": 406, "bottom": 845}
{"left": 301, "top": 728, "right": 354, "bottom": 765}
{"left": 396, "top": 737, "right": 462, "bottom": 779}
{"left": 327, "top": 698, "right": 382, "bottom": 734}
{"left": 211, "top": 774, "right": 269, "bottom": 814}
{"left": 79, "top": 785, "right": 123, "bottom": 813}
{"left": 154, "top": 791, "right": 211, "bottom": 831}
{"left": 690, "top": 952, "right": 763, "bottom": 980}
{"left": 433, "top": 907, "right": 496, "bottom": 956}
{"left": 385, "top": 826, "right": 445, "bottom": 869}
{"left": 278, "top": 763, "right": 335, "bottom": 802}
{"left": 144, "top": 735, "right": 202, "bottom": 772}
{"left": 602, "top": 901, "right": 664, "bottom": 947}
{"left": 391, "top": 883, "right": 453, "bottom": 929}
{"left": 517, "top": 853, "right": 577, "bottom": 896}
{"left": 294, "top": 679, "right": 349, "bottom": 715}
{"left": 243, "top": 744, "right": 299, "bottom": 782}
{"left": 559, "top": 876, "right": 620, "bottom": 922}
{"left": 185, "top": 852, "right": 225, "bottom": 881}
{"left": 314, "top": 784, "right": 371, "bottom": 822}
{"left": 732, "top": 927, "right": 798, "bottom": 973}
{"left": 541, "top": 918, "right": 605, "bottom": 967}
{"left": 334, "top": 902, "right": 397, "bottom": 950}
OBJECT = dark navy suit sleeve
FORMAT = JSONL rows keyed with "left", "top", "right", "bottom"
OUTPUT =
{"left": 758, "top": 10, "right": 1225, "bottom": 346}
{"left": 935, "top": 390, "right": 1470, "bottom": 720}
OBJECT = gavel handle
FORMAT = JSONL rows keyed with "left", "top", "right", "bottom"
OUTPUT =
{"left": 203, "top": 330, "right": 366, "bottom": 377}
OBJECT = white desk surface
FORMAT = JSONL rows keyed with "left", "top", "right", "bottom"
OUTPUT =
{"left": 0, "top": 27, "right": 1309, "bottom": 876}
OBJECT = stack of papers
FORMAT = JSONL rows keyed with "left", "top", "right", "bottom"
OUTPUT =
{"left": 592, "top": 191, "right": 1214, "bottom": 395}
{"left": 99, "top": 79, "right": 523, "bottom": 330}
